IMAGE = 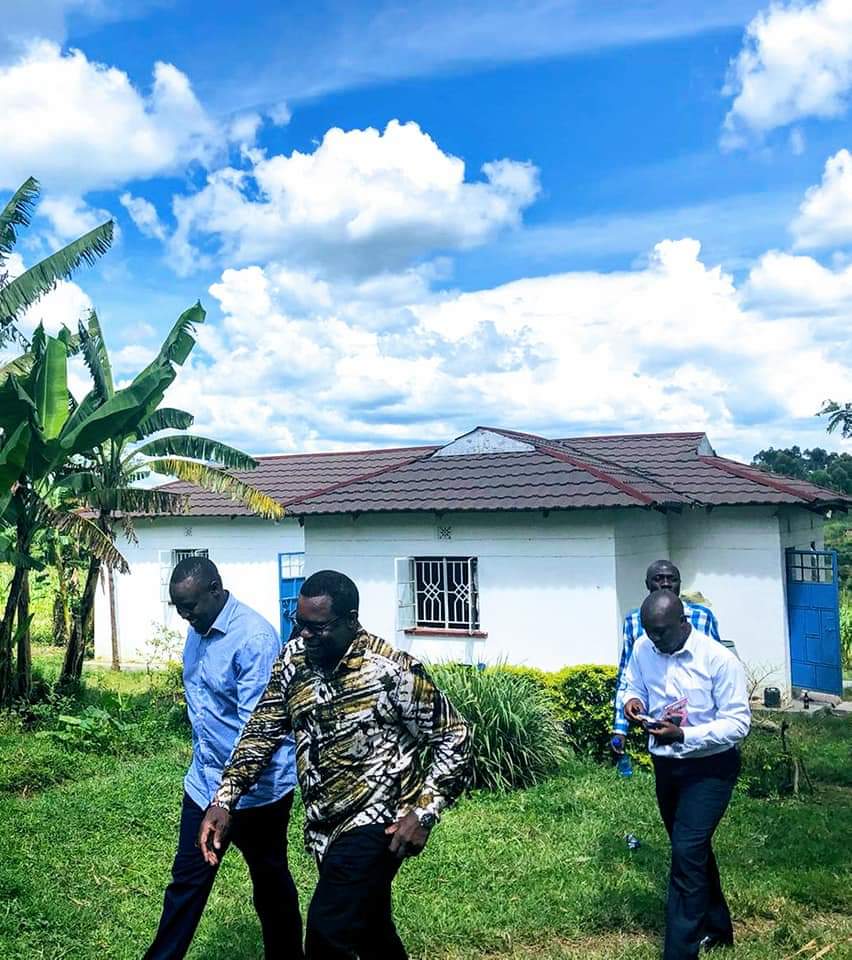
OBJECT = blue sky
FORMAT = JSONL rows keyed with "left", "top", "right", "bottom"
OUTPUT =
{"left": 3, "top": 0, "right": 852, "bottom": 459}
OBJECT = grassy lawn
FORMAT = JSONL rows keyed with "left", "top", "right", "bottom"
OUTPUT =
{"left": 1, "top": 654, "right": 850, "bottom": 960}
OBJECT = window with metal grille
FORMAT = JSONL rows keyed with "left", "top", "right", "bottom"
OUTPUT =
{"left": 161, "top": 549, "right": 209, "bottom": 603}
{"left": 173, "top": 548, "right": 209, "bottom": 567}
{"left": 412, "top": 556, "right": 479, "bottom": 630}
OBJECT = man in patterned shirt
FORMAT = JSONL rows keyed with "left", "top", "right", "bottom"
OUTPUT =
{"left": 198, "top": 569, "right": 471, "bottom": 959}
{"left": 612, "top": 560, "right": 736, "bottom": 749}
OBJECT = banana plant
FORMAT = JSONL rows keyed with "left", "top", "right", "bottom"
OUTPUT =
{"left": 0, "top": 177, "right": 113, "bottom": 347}
{"left": 56, "top": 306, "right": 283, "bottom": 679}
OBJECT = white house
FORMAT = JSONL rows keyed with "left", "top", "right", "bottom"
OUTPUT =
{"left": 95, "top": 428, "right": 848, "bottom": 697}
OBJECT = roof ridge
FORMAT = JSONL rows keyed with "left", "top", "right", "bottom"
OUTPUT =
{"left": 251, "top": 444, "right": 439, "bottom": 461}
{"left": 284, "top": 450, "right": 435, "bottom": 509}
{"left": 700, "top": 456, "right": 817, "bottom": 502}
{"left": 551, "top": 438, "right": 703, "bottom": 507}
{"left": 488, "top": 427, "right": 698, "bottom": 507}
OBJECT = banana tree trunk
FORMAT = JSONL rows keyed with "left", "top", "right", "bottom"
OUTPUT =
{"left": 15, "top": 569, "right": 31, "bottom": 699}
{"left": 107, "top": 565, "right": 121, "bottom": 671}
{"left": 60, "top": 555, "right": 99, "bottom": 686}
{"left": 52, "top": 543, "right": 71, "bottom": 647}
{"left": 0, "top": 564, "right": 26, "bottom": 708}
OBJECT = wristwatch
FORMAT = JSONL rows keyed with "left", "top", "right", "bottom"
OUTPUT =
{"left": 416, "top": 811, "right": 437, "bottom": 830}
{"left": 209, "top": 798, "right": 232, "bottom": 814}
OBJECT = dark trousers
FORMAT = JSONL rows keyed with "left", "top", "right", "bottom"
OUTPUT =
{"left": 653, "top": 748, "right": 740, "bottom": 960}
{"left": 143, "top": 792, "right": 303, "bottom": 960}
{"left": 305, "top": 824, "right": 407, "bottom": 960}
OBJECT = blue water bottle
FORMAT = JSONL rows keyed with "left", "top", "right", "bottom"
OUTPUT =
{"left": 611, "top": 735, "right": 633, "bottom": 777}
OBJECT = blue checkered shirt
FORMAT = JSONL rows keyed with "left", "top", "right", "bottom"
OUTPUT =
{"left": 613, "top": 601, "right": 733, "bottom": 735}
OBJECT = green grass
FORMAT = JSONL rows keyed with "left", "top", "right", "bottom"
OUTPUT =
{"left": 1, "top": 653, "right": 850, "bottom": 960}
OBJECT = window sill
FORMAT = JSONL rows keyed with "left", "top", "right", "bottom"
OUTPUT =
{"left": 403, "top": 627, "right": 488, "bottom": 639}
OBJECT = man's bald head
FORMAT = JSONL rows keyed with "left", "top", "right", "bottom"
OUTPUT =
{"left": 645, "top": 560, "right": 681, "bottom": 596}
{"left": 640, "top": 589, "right": 689, "bottom": 654}
{"left": 169, "top": 557, "right": 227, "bottom": 635}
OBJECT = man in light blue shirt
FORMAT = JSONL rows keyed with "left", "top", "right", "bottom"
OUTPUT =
{"left": 623, "top": 590, "right": 750, "bottom": 960}
{"left": 143, "top": 557, "right": 301, "bottom": 960}
{"left": 612, "top": 560, "right": 735, "bottom": 744}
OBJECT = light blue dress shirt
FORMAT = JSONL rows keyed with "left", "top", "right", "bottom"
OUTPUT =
{"left": 182, "top": 592, "right": 297, "bottom": 810}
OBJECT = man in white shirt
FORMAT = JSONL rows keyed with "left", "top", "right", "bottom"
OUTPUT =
{"left": 623, "top": 590, "right": 750, "bottom": 960}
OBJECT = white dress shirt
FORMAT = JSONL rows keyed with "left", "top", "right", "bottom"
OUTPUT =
{"left": 622, "top": 628, "right": 751, "bottom": 759}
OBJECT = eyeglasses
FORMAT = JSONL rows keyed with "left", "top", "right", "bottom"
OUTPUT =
{"left": 294, "top": 615, "right": 345, "bottom": 637}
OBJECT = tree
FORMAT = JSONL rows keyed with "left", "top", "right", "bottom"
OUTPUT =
{"left": 752, "top": 446, "right": 852, "bottom": 495}
{"left": 0, "top": 325, "right": 128, "bottom": 705}
{"left": 1, "top": 178, "right": 112, "bottom": 349}
{"left": 65, "top": 308, "right": 283, "bottom": 676}
{"left": 820, "top": 400, "right": 852, "bottom": 440}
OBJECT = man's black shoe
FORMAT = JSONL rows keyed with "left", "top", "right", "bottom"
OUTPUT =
{"left": 700, "top": 935, "right": 733, "bottom": 952}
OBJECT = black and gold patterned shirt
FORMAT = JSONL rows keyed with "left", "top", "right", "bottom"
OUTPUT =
{"left": 213, "top": 629, "right": 471, "bottom": 859}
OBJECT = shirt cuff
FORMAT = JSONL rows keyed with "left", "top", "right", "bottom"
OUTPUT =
{"left": 212, "top": 781, "right": 240, "bottom": 811}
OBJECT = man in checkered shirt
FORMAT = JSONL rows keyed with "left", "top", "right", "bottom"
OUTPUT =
{"left": 612, "top": 560, "right": 737, "bottom": 747}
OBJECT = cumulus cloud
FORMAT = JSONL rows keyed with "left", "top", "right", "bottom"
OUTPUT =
{"left": 790, "top": 148, "right": 852, "bottom": 248}
{"left": 39, "top": 195, "right": 113, "bottom": 245}
{"left": 169, "top": 120, "right": 540, "bottom": 277}
{"left": 0, "top": 40, "right": 222, "bottom": 196}
{"left": 154, "top": 238, "right": 849, "bottom": 458}
{"left": 120, "top": 192, "right": 166, "bottom": 241}
{"left": 722, "top": 0, "right": 852, "bottom": 148}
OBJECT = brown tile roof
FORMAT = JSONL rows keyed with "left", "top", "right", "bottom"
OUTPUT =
{"left": 154, "top": 445, "right": 437, "bottom": 517}
{"left": 286, "top": 428, "right": 851, "bottom": 516}
{"left": 147, "top": 428, "right": 851, "bottom": 518}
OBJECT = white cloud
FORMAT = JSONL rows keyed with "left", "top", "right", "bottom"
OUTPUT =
{"left": 790, "top": 148, "right": 852, "bottom": 248}
{"left": 169, "top": 119, "right": 539, "bottom": 276}
{"left": 228, "top": 112, "right": 263, "bottom": 146}
{"left": 267, "top": 101, "right": 292, "bottom": 126}
{"left": 0, "top": 40, "right": 222, "bottom": 196}
{"left": 153, "top": 238, "right": 849, "bottom": 458}
{"left": 120, "top": 192, "right": 166, "bottom": 241}
{"left": 39, "top": 195, "right": 113, "bottom": 244}
{"left": 745, "top": 248, "right": 852, "bottom": 320}
{"left": 722, "top": 0, "right": 852, "bottom": 148}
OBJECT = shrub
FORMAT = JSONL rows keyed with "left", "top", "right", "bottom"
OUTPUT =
{"left": 840, "top": 596, "right": 851, "bottom": 672}
{"left": 547, "top": 664, "right": 646, "bottom": 762}
{"left": 428, "top": 663, "right": 569, "bottom": 791}
{"left": 739, "top": 728, "right": 802, "bottom": 798}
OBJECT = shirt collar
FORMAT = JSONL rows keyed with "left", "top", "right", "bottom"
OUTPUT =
{"left": 203, "top": 592, "right": 236, "bottom": 638}
{"left": 330, "top": 628, "right": 369, "bottom": 675}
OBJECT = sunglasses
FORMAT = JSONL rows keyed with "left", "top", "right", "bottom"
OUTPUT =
{"left": 293, "top": 615, "right": 346, "bottom": 637}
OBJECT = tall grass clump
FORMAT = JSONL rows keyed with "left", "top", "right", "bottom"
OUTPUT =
{"left": 428, "top": 662, "right": 568, "bottom": 791}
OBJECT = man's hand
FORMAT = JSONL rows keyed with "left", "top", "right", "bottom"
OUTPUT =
{"left": 610, "top": 732, "right": 626, "bottom": 755}
{"left": 197, "top": 805, "right": 231, "bottom": 867}
{"left": 385, "top": 812, "right": 430, "bottom": 860}
{"left": 647, "top": 720, "right": 684, "bottom": 745}
{"left": 624, "top": 698, "right": 646, "bottom": 724}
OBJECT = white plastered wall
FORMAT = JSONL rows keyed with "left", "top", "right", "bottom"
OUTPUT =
{"left": 94, "top": 517, "right": 303, "bottom": 664}
{"left": 304, "top": 510, "right": 620, "bottom": 671}
{"left": 668, "top": 505, "right": 802, "bottom": 695}
{"left": 612, "top": 508, "right": 670, "bottom": 641}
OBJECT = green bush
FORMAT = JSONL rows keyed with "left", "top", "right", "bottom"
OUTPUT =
{"left": 739, "top": 728, "right": 800, "bottom": 798}
{"left": 544, "top": 664, "right": 646, "bottom": 762}
{"left": 840, "top": 595, "right": 851, "bottom": 672}
{"left": 428, "top": 663, "right": 569, "bottom": 791}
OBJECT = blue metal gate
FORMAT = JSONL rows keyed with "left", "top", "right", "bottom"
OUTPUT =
{"left": 786, "top": 548, "right": 842, "bottom": 696}
{"left": 279, "top": 552, "right": 305, "bottom": 643}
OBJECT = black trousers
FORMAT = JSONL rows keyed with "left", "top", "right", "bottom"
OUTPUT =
{"left": 143, "top": 792, "right": 303, "bottom": 960}
{"left": 653, "top": 748, "right": 740, "bottom": 960}
{"left": 305, "top": 824, "right": 407, "bottom": 960}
